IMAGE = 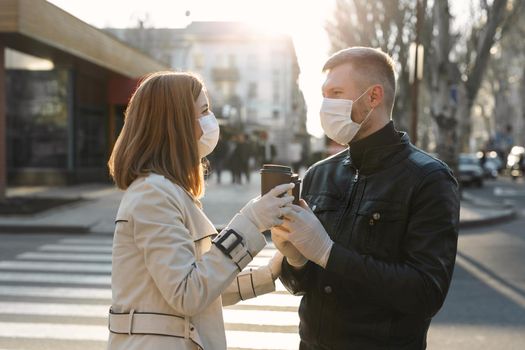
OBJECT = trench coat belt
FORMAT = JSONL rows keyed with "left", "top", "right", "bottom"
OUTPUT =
{"left": 108, "top": 308, "right": 204, "bottom": 349}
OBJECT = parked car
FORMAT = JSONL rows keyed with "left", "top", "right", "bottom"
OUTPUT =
{"left": 507, "top": 146, "right": 525, "bottom": 180}
{"left": 477, "top": 151, "right": 501, "bottom": 179}
{"left": 458, "top": 153, "right": 484, "bottom": 187}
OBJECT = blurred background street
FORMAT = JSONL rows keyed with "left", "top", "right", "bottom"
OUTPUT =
{"left": 1, "top": 0, "right": 525, "bottom": 349}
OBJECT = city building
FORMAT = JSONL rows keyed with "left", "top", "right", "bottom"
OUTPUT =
{"left": 107, "top": 22, "right": 308, "bottom": 164}
{"left": 0, "top": 0, "right": 169, "bottom": 190}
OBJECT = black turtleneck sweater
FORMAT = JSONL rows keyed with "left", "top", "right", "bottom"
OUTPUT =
{"left": 349, "top": 121, "right": 400, "bottom": 169}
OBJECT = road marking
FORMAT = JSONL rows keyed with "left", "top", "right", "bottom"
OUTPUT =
{"left": 0, "top": 322, "right": 299, "bottom": 348}
{"left": 494, "top": 187, "right": 525, "bottom": 197}
{"left": 224, "top": 309, "right": 299, "bottom": 326}
{"left": 58, "top": 238, "right": 114, "bottom": 245}
{"left": 0, "top": 261, "right": 111, "bottom": 273}
{"left": 38, "top": 245, "right": 112, "bottom": 253}
{"left": 456, "top": 253, "right": 525, "bottom": 309}
{"left": 0, "top": 322, "right": 108, "bottom": 341}
{"left": 0, "top": 302, "right": 108, "bottom": 317}
{"left": 0, "top": 286, "right": 111, "bottom": 299}
{"left": 16, "top": 252, "right": 112, "bottom": 262}
{"left": 0, "top": 272, "right": 110, "bottom": 285}
{"left": 0, "top": 242, "right": 300, "bottom": 348}
{"left": 235, "top": 293, "right": 301, "bottom": 308}
{"left": 0, "top": 301, "right": 298, "bottom": 326}
{"left": 227, "top": 330, "right": 298, "bottom": 349}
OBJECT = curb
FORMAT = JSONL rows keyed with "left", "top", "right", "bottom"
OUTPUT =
{"left": 459, "top": 208, "right": 518, "bottom": 229}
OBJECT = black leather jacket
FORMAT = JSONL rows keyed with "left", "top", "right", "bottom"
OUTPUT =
{"left": 280, "top": 133, "right": 460, "bottom": 350}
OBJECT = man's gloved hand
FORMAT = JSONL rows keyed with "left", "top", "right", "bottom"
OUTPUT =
{"left": 240, "top": 183, "right": 295, "bottom": 232}
{"left": 267, "top": 250, "right": 284, "bottom": 280}
{"left": 280, "top": 199, "right": 333, "bottom": 268}
{"left": 271, "top": 226, "right": 308, "bottom": 268}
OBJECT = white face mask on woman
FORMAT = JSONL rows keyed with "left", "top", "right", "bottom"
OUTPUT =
{"left": 320, "top": 87, "right": 374, "bottom": 145}
{"left": 197, "top": 112, "right": 220, "bottom": 158}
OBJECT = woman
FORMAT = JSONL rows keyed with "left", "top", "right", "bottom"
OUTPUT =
{"left": 107, "top": 71, "right": 294, "bottom": 350}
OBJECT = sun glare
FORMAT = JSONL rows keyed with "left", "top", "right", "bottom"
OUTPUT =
{"left": 48, "top": 0, "right": 334, "bottom": 137}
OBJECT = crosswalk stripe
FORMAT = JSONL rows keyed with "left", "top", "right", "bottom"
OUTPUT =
{"left": 0, "top": 239, "right": 301, "bottom": 348}
{"left": 16, "top": 252, "right": 112, "bottom": 262}
{"left": 0, "top": 286, "right": 111, "bottom": 299}
{"left": 0, "top": 272, "right": 110, "bottom": 285}
{"left": 224, "top": 309, "right": 299, "bottom": 326}
{"left": 58, "top": 238, "right": 113, "bottom": 245}
{"left": 0, "top": 322, "right": 299, "bottom": 348}
{"left": 38, "top": 245, "right": 112, "bottom": 253}
{"left": 227, "top": 330, "right": 298, "bottom": 349}
{"left": 0, "top": 322, "right": 108, "bottom": 341}
{"left": 234, "top": 293, "right": 300, "bottom": 308}
{"left": 0, "top": 261, "right": 111, "bottom": 273}
{"left": 0, "top": 302, "right": 108, "bottom": 317}
{"left": 0, "top": 301, "right": 298, "bottom": 327}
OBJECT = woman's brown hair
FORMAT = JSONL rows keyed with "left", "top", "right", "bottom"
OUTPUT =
{"left": 108, "top": 71, "right": 206, "bottom": 198}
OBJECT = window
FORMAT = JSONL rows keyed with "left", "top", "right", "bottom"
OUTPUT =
{"left": 6, "top": 69, "right": 69, "bottom": 168}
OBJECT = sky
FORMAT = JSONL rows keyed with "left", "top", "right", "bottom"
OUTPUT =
{"left": 48, "top": 0, "right": 336, "bottom": 137}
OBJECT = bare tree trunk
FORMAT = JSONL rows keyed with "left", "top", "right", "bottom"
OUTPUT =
{"left": 458, "top": 0, "right": 509, "bottom": 151}
{"left": 429, "top": 0, "right": 459, "bottom": 174}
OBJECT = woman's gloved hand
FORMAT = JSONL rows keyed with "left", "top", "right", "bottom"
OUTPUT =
{"left": 271, "top": 226, "right": 307, "bottom": 268}
{"left": 267, "top": 250, "right": 284, "bottom": 280}
{"left": 240, "top": 183, "right": 295, "bottom": 232}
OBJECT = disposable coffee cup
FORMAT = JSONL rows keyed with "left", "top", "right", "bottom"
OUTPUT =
{"left": 291, "top": 174, "right": 302, "bottom": 205}
{"left": 260, "top": 164, "right": 301, "bottom": 204}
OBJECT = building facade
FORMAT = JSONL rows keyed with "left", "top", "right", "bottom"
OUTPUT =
{"left": 107, "top": 22, "right": 308, "bottom": 164}
{"left": 0, "top": 0, "right": 169, "bottom": 190}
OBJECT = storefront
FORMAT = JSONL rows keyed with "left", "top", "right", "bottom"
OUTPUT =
{"left": 0, "top": 0, "right": 169, "bottom": 189}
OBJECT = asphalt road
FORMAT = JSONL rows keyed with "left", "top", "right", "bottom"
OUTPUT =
{"left": 427, "top": 176, "right": 525, "bottom": 349}
{"left": 0, "top": 176, "right": 524, "bottom": 349}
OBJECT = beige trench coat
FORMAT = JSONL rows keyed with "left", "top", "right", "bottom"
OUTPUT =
{"left": 107, "top": 174, "right": 276, "bottom": 350}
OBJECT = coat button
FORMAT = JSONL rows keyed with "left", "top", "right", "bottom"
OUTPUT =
{"left": 369, "top": 219, "right": 375, "bottom": 226}
{"left": 324, "top": 285, "right": 333, "bottom": 294}
{"left": 373, "top": 212, "right": 381, "bottom": 220}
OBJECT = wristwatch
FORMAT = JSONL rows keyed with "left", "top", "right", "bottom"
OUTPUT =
{"left": 213, "top": 229, "right": 252, "bottom": 271}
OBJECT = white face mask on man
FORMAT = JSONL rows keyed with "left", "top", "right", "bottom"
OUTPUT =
{"left": 197, "top": 112, "right": 220, "bottom": 158}
{"left": 320, "top": 87, "right": 374, "bottom": 145}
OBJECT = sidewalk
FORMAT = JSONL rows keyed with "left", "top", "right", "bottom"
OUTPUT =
{"left": 0, "top": 172, "right": 517, "bottom": 233}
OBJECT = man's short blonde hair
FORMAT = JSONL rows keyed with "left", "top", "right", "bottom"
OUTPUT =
{"left": 323, "top": 47, "right": 397, "bottom": 112}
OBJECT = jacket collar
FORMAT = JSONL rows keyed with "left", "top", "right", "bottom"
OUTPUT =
{"left": 343, "top": 132, "right": 411, "bottom": 174}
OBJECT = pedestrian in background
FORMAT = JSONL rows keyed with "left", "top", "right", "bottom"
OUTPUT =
{"left": 107, "top": 71, "right": 295, "bottom": 350}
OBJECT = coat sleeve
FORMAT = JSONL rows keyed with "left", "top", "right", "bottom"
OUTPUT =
{"left": 221, "top": 265, "right": 275, "bottom": 306}
{"left": 131, "top": 180, "right": 267, "bottom": 317}
{"left": 325, "top": 168, "right": 460, "bottom": 318}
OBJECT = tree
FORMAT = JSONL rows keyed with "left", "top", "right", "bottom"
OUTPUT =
{"left": 325, "top": 0, "right": 418, "bottom": 131}
{"left": 425, "top": 0, "right": 520, "bottom": 172}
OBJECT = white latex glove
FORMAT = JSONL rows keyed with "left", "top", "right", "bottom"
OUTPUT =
{"left": 280, "top": 199, "right": 334, "bottom": 268}
{"left": 268, "top": 250, "right": 284, "bottom": 280}
{"left": 271, "top": 226, "right": 308, "bottom": 268}
{"left": 240, "top": 183, "right": 295, "bottom": 232}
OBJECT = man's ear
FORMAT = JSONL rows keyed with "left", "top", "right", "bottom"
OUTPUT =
{"left": 369, "top": 84, "right": 384, "bottom": 108}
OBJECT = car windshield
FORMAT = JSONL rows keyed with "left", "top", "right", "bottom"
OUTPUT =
{"left": 460, "top": 156, "right": 479, "bottom": 165}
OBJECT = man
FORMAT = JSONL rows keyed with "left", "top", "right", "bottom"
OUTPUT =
{"left": 272, "top": 47, "right": 460, "bottom": 349}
